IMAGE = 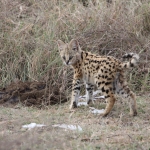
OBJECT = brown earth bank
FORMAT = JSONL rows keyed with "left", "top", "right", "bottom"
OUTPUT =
{"left": 0, "top": 80, "right": 67, "bottom": 108}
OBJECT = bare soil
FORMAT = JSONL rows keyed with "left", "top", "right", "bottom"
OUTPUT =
{"left": 0, "top": 80, "right": 67, "bottom": 108}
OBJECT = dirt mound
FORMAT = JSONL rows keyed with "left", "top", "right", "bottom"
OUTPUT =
{"left": 0, "top": 80, "right": 67, "bottom": 108}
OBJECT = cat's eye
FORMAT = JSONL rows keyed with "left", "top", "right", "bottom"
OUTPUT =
{"left": 69, "top": 56, "right": 73, "bottom": 60}
{"left": 72, "top": 47, "right": 77, "bottom": 51}
{"left": 62, "top": 56, "right": 66, "bottom": 60}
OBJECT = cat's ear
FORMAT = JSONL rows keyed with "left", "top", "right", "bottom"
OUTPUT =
{"left": 57, "top": 40, "right": 65, "bottom": 51}
{"left": 69, "top": 39, "right": 80, "bottom": 51}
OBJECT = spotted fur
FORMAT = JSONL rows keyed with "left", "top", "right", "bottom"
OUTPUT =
{"left": 57, "top": 39, "right": 139, "bottom": 117}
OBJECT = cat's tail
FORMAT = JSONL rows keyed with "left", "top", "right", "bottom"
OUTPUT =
{"left": 121, "top": 53, "right": 139, "bottom": 68}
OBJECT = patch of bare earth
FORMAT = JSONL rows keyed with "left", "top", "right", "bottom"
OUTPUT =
{"left": 0, "top": 80, "right": 67, "bottom": 108}
{"left": 0, "top": 95, "right": 150, "bottom": 150}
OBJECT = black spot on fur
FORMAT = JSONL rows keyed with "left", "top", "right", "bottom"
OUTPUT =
{"left": 106, "top": 89, "right": 109, "bottom": 94}
{"left": 101, "top": 86, "right": 105, "bottom": 92}
{"left": 76, "top": 80, "right": 80, "bottom": 84}
{"left": 96, "top": 66, "right": 99, "bottom": 70}
{"left": 105, "top": 75, "right": 108, "bottom": 78}
{"left": 105, "top": 82, "right": 111, "bottom": 85}
{"left": 107, "top": 78, "right": 112, "bottom": 81}
{"left": 105, "top": 95, "right": 110, "bottom": 98}
{"left": 102, "top": 81, "right": 105, "bottom": 84}
{"left": 73, "top": 87, "right": 80, "bottom": 91}
{"left": 98, "top": 82, "right": 101, "bottom": 86}
{"left": 86, "top": 87, "right": 92, "bottom": 91}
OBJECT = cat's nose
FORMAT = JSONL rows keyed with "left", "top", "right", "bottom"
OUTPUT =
{"left": 66, "top": 60, "right": 69, "bottom": 65}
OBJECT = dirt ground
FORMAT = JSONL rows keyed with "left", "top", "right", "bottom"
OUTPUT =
{"left": 0, "top": 94, "right": 150, "bottom": 150}
{"left": 0, "top": 80, "right": 67, "bottom": 107}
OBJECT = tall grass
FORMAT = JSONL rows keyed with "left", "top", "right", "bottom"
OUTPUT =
{"left": 0, "top": 0, "right": 150, "bottom": 92}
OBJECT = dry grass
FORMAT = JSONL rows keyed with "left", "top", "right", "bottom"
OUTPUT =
{"left": 0, "top": 0, "right": 150, "bottom": 149}
{"left": 0, "top": 95, "right": 150, "bottom": 150}
{"left": 0, "top": 0, "right": 150, "bottom": 91}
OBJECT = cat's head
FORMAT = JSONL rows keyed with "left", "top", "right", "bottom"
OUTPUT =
{"left": 57, "top": 39, "right": 82, "bottom": 66}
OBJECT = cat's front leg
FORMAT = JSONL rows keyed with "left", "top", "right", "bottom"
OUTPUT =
{"left": 86, "top": 83, "right": 94, "bottom": 105}
{"left": 69, "top": 78, "right": 81, "bottom": 109}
